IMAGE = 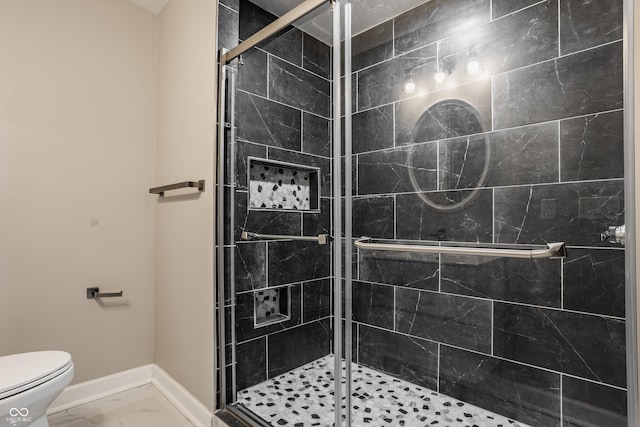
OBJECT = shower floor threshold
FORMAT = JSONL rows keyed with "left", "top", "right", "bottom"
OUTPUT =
{"left": 237, "top": 355, "right": 528, "bottom": 427}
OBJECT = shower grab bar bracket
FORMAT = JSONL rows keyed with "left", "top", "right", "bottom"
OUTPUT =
{"left": 149, "top": 180, "right": 205, "bottom": 197}
{"left": 86, "top": 287, "right": 123, "bottom": 299}
{"left": 241, "top": 231, "right": 331, "bottom": 245}
{"left": 354, "top": 237, "right": 567, "bottom": 259}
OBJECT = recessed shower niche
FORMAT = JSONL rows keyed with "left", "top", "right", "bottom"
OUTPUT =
{"left": 248, "top": 157, "right": 320, "bottom": 212}
{"left": 253, "top": 286, "right": 291, "bottom": 327}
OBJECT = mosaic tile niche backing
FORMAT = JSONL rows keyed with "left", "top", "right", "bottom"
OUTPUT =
{"left": 248, "top": 159, "right": 319, "bottom": 211}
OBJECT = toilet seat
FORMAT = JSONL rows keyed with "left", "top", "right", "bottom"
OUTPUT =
{"left": 0, "top": 351, "right": 73, "bottom": 400}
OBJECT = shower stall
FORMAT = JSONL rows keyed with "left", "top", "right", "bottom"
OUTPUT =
{"left": 215, "top": 0, "right": 636, "bottom": 425}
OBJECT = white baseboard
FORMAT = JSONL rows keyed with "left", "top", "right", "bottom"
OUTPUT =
{"left": 152, "top": 364, "right": 212, "bottom": 427}
{"left": 47, "top": 364, "right": 213, "bottom": 427}
{"left": 48, "top": 364, "right": 153, "bottom": 414}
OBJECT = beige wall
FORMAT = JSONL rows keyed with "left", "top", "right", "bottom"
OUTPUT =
{"left": 154, "top": 0, "right": 216, "bottom": 410}
{"left": 0, "top": 0, "right": 157, "bottom": 384}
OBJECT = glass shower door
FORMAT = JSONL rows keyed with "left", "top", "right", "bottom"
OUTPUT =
{"left": 216, "top": 1, "right": 344, "bottom": 425}
{"left": 345, "top": 0, "right": 628, "bottom": 426}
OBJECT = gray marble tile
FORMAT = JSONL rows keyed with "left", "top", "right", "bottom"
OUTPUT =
{"left": 236, "top": 48, "right": 267, "bottom": 97}
{"left": 441, "top": 256, "right": 562, "bottom": 307}
{"left": 352, "top": 20, "right": 394, "bottom": 72}
{"left": 494, "top": 303, "right": 627, "bottom": 387}
{"left": 396, "top": 288, "right": 493, "bottom": 353}
{"left": 483, "top": 122, "right": 560, "bottom": 187}
{"left": 439, "top": 0, "right": 558, "bottom": 86}
{"left": 492, "top": 0, "right": 542, "bottom": 19}
{"left": 268, "top": 240, "right": 331, "bottom": 286}
{"left": 236, "top": 337, "right": 266, "bottom": 391}
{"left": 396, "top": 189, "right": 494, "bottom": 243}
{"left": 440, "top": 346, "right": 561, "bottom": 426}
{"left": 494, "top": 180, "right": 625, "bottom": 246}
{"left": 49, "top": 384, "right": 194, "bottom": 427}
{"left": 217, "top": 4, "right": 239, "bottom": 52}
{"left": 359, "top": 249, "right": 439, "bottom": 291}
{"left": 236, "top": 91, "right": 302, "bottom": 151}
{"left": 352, "top": 281, "right": 395, "bottom": 330}
{"left": 560, "top": 110, "right": 624, "bottom": 181}
{"left": 358, "top": 325, "right": 438, "bottom": 390}
{"left": 352, "top": 196, "right": 395, "bottom": 239}
{"left": 563, "top": 248, "right": 626, "bottom": 317}
{"left": 302, "top": 112, "right": 331, "bottom": 158}
{"left": 560, "top": 0, "right": 623, "bottom": 55}
{"left": 352, "top": 105, "right": 394, "bottom": 154}
{"left": 358, "top": 45, "right": 437, "bottom": 111}
{"left": 269, "top": 56, "right": 330, "bottom": 118}
{"left": 394, "top": 0, "right": 491, "bottom": 56}
{"left": 563, "top": 376, "right": 627, "bottom": 427}
{"left": 493, "top": 42, "right": 623, "bottom": 129}
{"left": 357, "top": 143, "right": 437, "bottom": 195}
{"left": 302, "top": 33, "right": 330, "bottom": 79}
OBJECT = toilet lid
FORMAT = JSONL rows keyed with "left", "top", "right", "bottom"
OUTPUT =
{"left": 0, "top": 351, "right": 72, "bottom": 396}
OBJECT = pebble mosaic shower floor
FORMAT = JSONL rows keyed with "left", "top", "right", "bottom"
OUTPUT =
{"left": 237, "top": 355, "right": 528, "bottom": 427}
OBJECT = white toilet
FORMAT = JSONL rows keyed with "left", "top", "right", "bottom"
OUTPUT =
{"left": 0, "top": 351, "right": 73, "bottom": 427}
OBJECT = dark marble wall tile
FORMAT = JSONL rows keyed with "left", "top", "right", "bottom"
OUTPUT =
{"left": 484, "top": 122, "right": 559, "bottom": 187}
{"left": 560, "top": 0, "right": 623, "bottom": 55}
{"left": 235, "top": 284, "right": 301, "bottom": 342}
{"left": 220, "top": 0, "right": 238, "bottom": 11}
{"left": 492, "top": 0, "right": 541, "bottom": 19}
{"left": 358, "top": 45, "right": 437, "bottom": 111}
{"left": 440, "top": 0, "right": 558, "bottom": 85}
{"left": 440, "top": 346, "right": 561, "bottom": 426}
{"left": 494, "top": 180, "right": 624, "bottom": 246}
{"left": 303, "top": 279, "right": 331, "bottom": 322}
{"left": 359, "top": 250, "right": 439, "bottom": 291}
{"left": 236, "top": 91, "right": 301, "bottom": 150}
{"left": 560, "top": 110, "right": 624, "bottom": 181}
{"left": 394, "top": 0, "right": 490, "bottom": 56}
{"left": 232, "top": 141, "right": 266, "bottom": 189}
{"left": 218, "top": 4, "right": 239, "bottom": 52}
{"left": 396, "top": 288, "right": 492, "bottom": 352}
{"left": 268, "top": 148, "right": 332, "bottom": 197}
{"left": 239, "top": 0, "right": 302, "bottom": 66}
{"left": 303, "top": 33, "right": 330, "bottom": 79}
{"left": 267, "top": 319, "right": 331, "bottom": 378}
{"left": 563, "top": 248, "right": 625, "bottom": 317}
{"left": 494, "top": 303, "right": 626, "bottom": 387}
{"left": 236, "top": 48, "right": 267, "bottom": 97}
{"left": 352, "top": 281, "right": 395, "bottom": 330}
{"left": 352, "top": 196, "right": 395, "bottom": 239}
{"left": 234, "top": 191, "right": 301, "bottom": 241}
{"left": 269, "top": 56, "right": 330, "bottom": 118}
{"left": 303, "top": 198, "right": 331, "bottom": 237}
{"left": 562, "top": 376, "right": 627, "bottom": 427}
{"left": 441, "top": 257, "right": 561, "bottom": 307}
{"left": 396, "top": 189, "right": 494, "bottom": 243}
{"left": 236, "top": 337, "right": 266, "bottom": 390}
{"left": 493, "top": 42, "right": 623, "bottom": 130}
{"left": 357, "top": 144, "right": 437, "bottom": 195}
{"left": 394, "top": 80, "right": 492, "bottom": 146}
{"left": 234, "top": 242, "right": 267, "bottom": 292}
{"left": 439, "top": 134, "right": 489, "bottom": 191}
{"left": 358, "top": 325, "right": 438, "bottom": 389}
{"left": 352, "top": 105, "right": 394, "bottom": 154}
{"left": 352, "top": 20, "right": 393, "bottom": 72}
{"left": 302, "top": 113, "right": 331, "bottom": 158}
{"left": 268, "top": 240, "right": 331, "bottom": 286}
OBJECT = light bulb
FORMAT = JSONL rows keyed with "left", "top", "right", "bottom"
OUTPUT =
{"left": 434, "top": 71, "right": 446, "bottom": 83}
{"left": 403, "top": 80, "right": 416, "bottom": 94}
{"left": 467, "top": 60, "right": 481, "bottom": 75}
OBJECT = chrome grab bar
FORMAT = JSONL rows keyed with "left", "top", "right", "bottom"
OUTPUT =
{"left": 241, "top": 231, "right": 331, "bottom": 245}
{"left": 354, "top": 237, "right": 567, "bottom": 259}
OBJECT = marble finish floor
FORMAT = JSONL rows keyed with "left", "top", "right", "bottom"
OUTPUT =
{"left": 49, "top": 383, "right": 195, "bottom": 427}
{"left": 238, "top": 355, "right": 528, "bottom": 427}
